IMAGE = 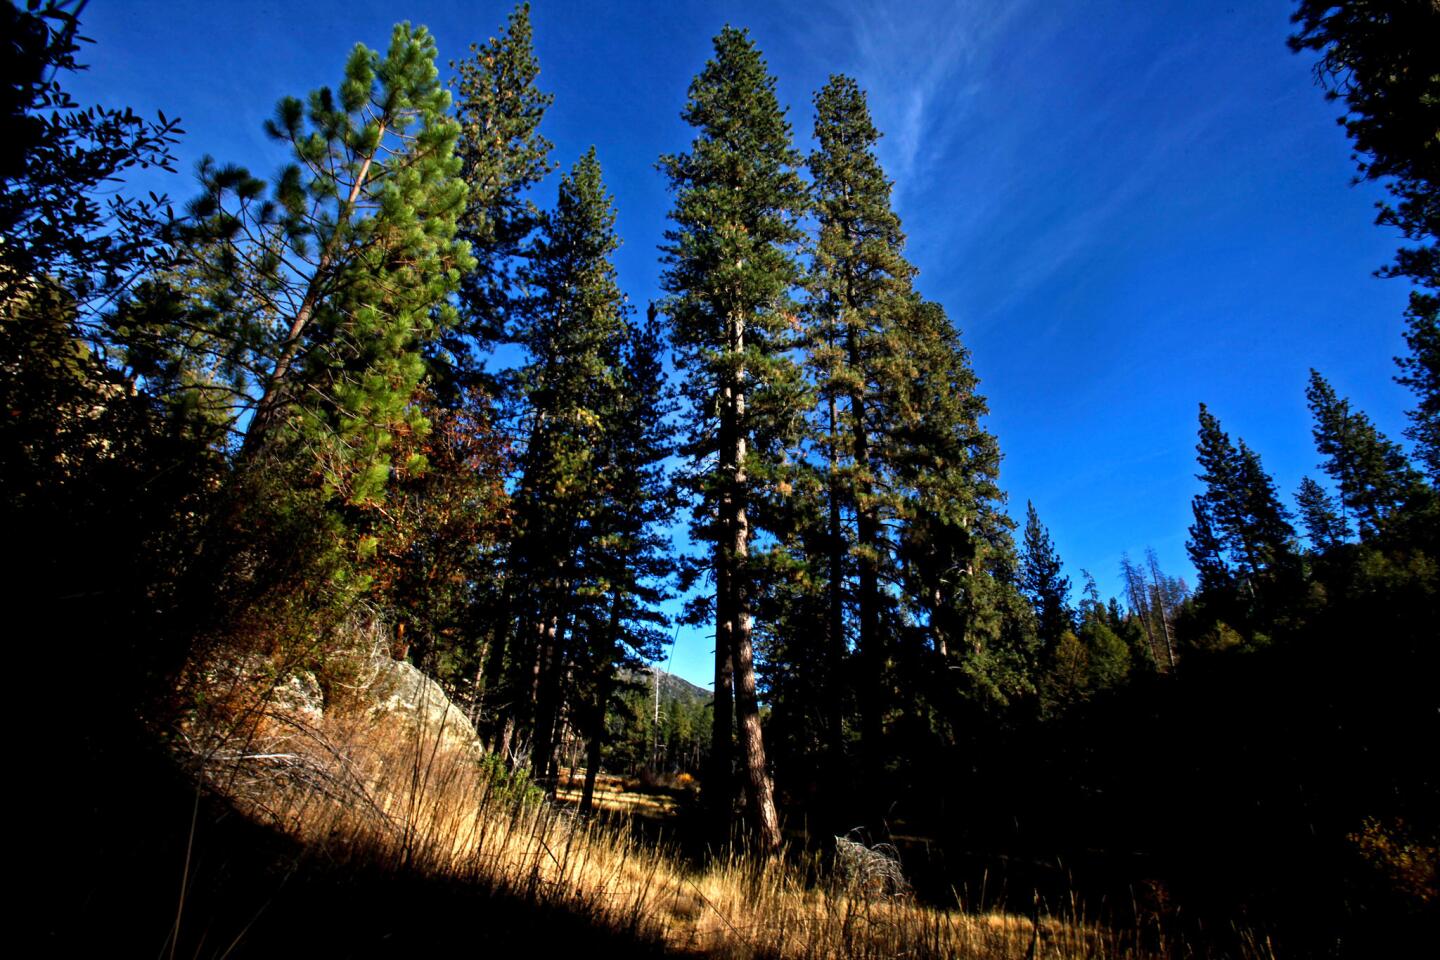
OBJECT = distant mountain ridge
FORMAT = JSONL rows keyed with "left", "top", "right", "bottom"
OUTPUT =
{"left": 618, "top": 667, "right": 712, "bottom": 708}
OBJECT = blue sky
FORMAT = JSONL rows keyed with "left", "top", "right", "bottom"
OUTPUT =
{"left": 65, "top": 1, "right": 1416, "bottom": 688}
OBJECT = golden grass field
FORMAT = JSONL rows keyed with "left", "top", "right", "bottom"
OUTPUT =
{"left": 175, "top": 676, "right": 1283, "bottom": 960}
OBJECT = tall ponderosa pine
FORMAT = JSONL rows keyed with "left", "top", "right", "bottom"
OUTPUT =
{"left": 1291, "top": 3, "right": 1440, "bottom": 484}
{"left": 82, "top": 22, "right": 473, "bottom": 690}
{"left": 1294, "top": 475, "right": 1351, "bottom": 551}
{"left": 488, "top": 148, "right": 633, "bottom": 776}
{"left": 1395, "top": 312, "right": 1439, "bottom": 483}
{"left": 572, "top": 306, "right": 678, "bottom": 813}
{"left": 1187, "top": 493, "right": 1231, "bottom": 594}
{"left": 1187, "top": 404, "right": 1294, "bottom": 586}
{"left": 658, "top": 27, "right": 809, "bottom": 852}
{"left": 891, "top": 297, "right": 1030, "bottom": 711}
{"left": 805, "top": 74, "right": 918, "bottom": 779}
{"left": 1291, "top": 3, "right": 1439, "bottom": 487}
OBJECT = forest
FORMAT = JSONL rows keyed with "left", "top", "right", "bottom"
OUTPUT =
{"left": 9, "top": 1, "right": 1436, "bottom": 957}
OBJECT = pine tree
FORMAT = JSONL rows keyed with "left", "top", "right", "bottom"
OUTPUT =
{"left": 1295, "top": 475, "right": 1351, "bottom": 550}
{"left": 178, "top": 23, "right": 471, "bottom": 507}
{"left": 658, "top": 26, "right": 808, "bottom": 851}
{"left": 1395, "top": 311, "right": 1439, "bottom": 483}
{"left": 1305, "top": 370, "right": 1421, "bottom": 539}
{"left": 1121, "top": 554, "right": 1166, "bottom": 670}
{"left": 1191, "top": 404, "right": 1245, "bottom": 570}
{"left": 1235, "top": 440, "right": 1297, "bottom": 571}
{"left": 571, "top": 305, "right": 678, "bottom": 811}
{"left": 1188, "top": 404, "right": 1294, "bottom": 583}
{"left": 805, "top": 73, "right": 918, "bottom": 780}
{"left": 488, "top": 148, "right": 633, "bottom": 776}
{"left": 1291, "top": 3, "right": 1439, "bottom": 485}
{"left": 445, "top": 2, "right": 554, "bottom": 367}
{"left": 1187, "top": 494, "right": 1232, "bottom": 593}
{"left": 1067, "top": 571, "right": 1131, "bottom": 691}
{"left": 891, "top": 298, "right": 1029, "bottom": 709}
{"left": 1020, "top": 501, "right": 1073, "bottom": 655}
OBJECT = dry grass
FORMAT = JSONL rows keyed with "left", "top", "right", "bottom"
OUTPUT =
{"left": 554, "top": 773, "right": 683, "bottom": 819}
{"left": 177, "top": 676, "right": 1270, "bottom": 960}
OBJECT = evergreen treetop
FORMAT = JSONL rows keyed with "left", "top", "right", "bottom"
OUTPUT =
{"left": 177, "top": 21, "right": 472, "bottom": 505}
{"left": 1305, "top": 369, "right": 1422, "bottom": 539}
{"left": 447, "top": 2, "right": 555, "bottom": 365}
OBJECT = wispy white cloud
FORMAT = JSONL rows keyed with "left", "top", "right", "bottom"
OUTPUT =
{"left": 790, "top": 3, "right": 1234, "bottom": 334}
{"left": 817, "top": 0, "right": 1036, "bottom": 192}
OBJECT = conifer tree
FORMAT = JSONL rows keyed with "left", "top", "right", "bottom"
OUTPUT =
{"left": 1120, "top": 554, "right": 1162, "bottom": 668}
{"left": 891, "top": 298, "right": 1029, "bottom": 707}
{"left": 445, "top": 2, "right": 554, "bottom": 365}
{"left": 1305, "top": 370, "right": 1421, "bottom": 539}
{"left": 1395, "top": 312, "right": 1439, "bottom": 483}
{"left": 75, "top": 22, "right": 476, "bottom": 685}
{"left": 805, "top": 73, "right": 918, "bottom": 777}
{"left": 489, "top": 148, "right": 632, "bottom": 773}
{"left": 1234, "top": 440, "right": 1298, "bottom": 570}
{"left": 1076, "top": 571, "right": 1131, "bottom": 692}
{"left": 1020, "top": 501, "right": 1073, "bottom": 655}
{"left": 658, "top": 26, "right": 808, "bottom": 851}
{"left": 571, "top": 306, "right": 678, "bottom": 810}
{"left": 1291, "top": 3, "right": 1439, "bottom": 484}
{"left": 1187, "top": 404, "right": 1294, "bottom": 583}
{"left": 1187, "top": 495, "right": 1232, "bottom": 594}
{"left": 1295, "top": 475, "right": 1351, "bottom": 550}
{"left": 1190, "top": 404, "right": 1245, "bottom": 572}
{"left": 178, "top": 23, "right": 471, "bottom": 507}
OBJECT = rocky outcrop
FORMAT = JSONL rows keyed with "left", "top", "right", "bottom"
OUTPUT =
{"left": 363, "top": 658, "right": 483, "bottom": 761}
{"left": 190, "top": 641, "right": 482, "bottom": 763}
{"left": 269, "top": 670, "right": 324, "bottom": 722}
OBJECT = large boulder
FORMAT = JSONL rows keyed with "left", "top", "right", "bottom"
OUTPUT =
{"left": 269, "top": 670, "right": 324, "bottom": 723}
{"left": 364, "top": 659, "right": 483, "bottom": 761}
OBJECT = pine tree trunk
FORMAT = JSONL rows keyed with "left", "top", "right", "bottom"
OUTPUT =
{"left": 710, "top": 393, "right": 736, "bottom": 841}
{"left": 726, "top": 310, "right": 782, "bottom": 853}
{"left": 244, "top": 129, "right": 384, "bottom": 453}
{"left": 847, "top": 331, "right": 884, "bottom": 790}
{"left": 581, "top": 726, "right": 603, "bottom": 815}
{"left": 484, "top": 612, "right": 511, "bottom": 752}
{"left": 580, "top": 660, "right": 614, "bottom": 816}
{"left": 529, "top": 617, "right": 552, "bottom": 773}
{"left": 530, "top": 601, "right": 569, "bottom": 784}
{"left": 1147, "top": 553, "right": 1177, "bottom": 671}
{"left": 826, "top": 391, "right": 846, "bottom": 764}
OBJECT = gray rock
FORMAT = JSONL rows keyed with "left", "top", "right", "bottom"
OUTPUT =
{"left": 365, "top": 659, "right": 482, "bottom": 760}
{"left": 269, "top": 670, "right": 324, "bottom": 722}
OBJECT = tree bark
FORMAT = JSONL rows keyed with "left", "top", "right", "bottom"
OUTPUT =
{"left": 826, "top": 380, "right": 846, "bottom": 764}
{"left": 848, "top": 329, "right": 884, "bottom": 789}
{"left": 724, "top": 308, "right": 781, "bottom": 853}
{"left": 580, "top": 724, "right": 603, "bottom": 816}
{"left": 710, "top": 424, "right": 736, "bottom": 839}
